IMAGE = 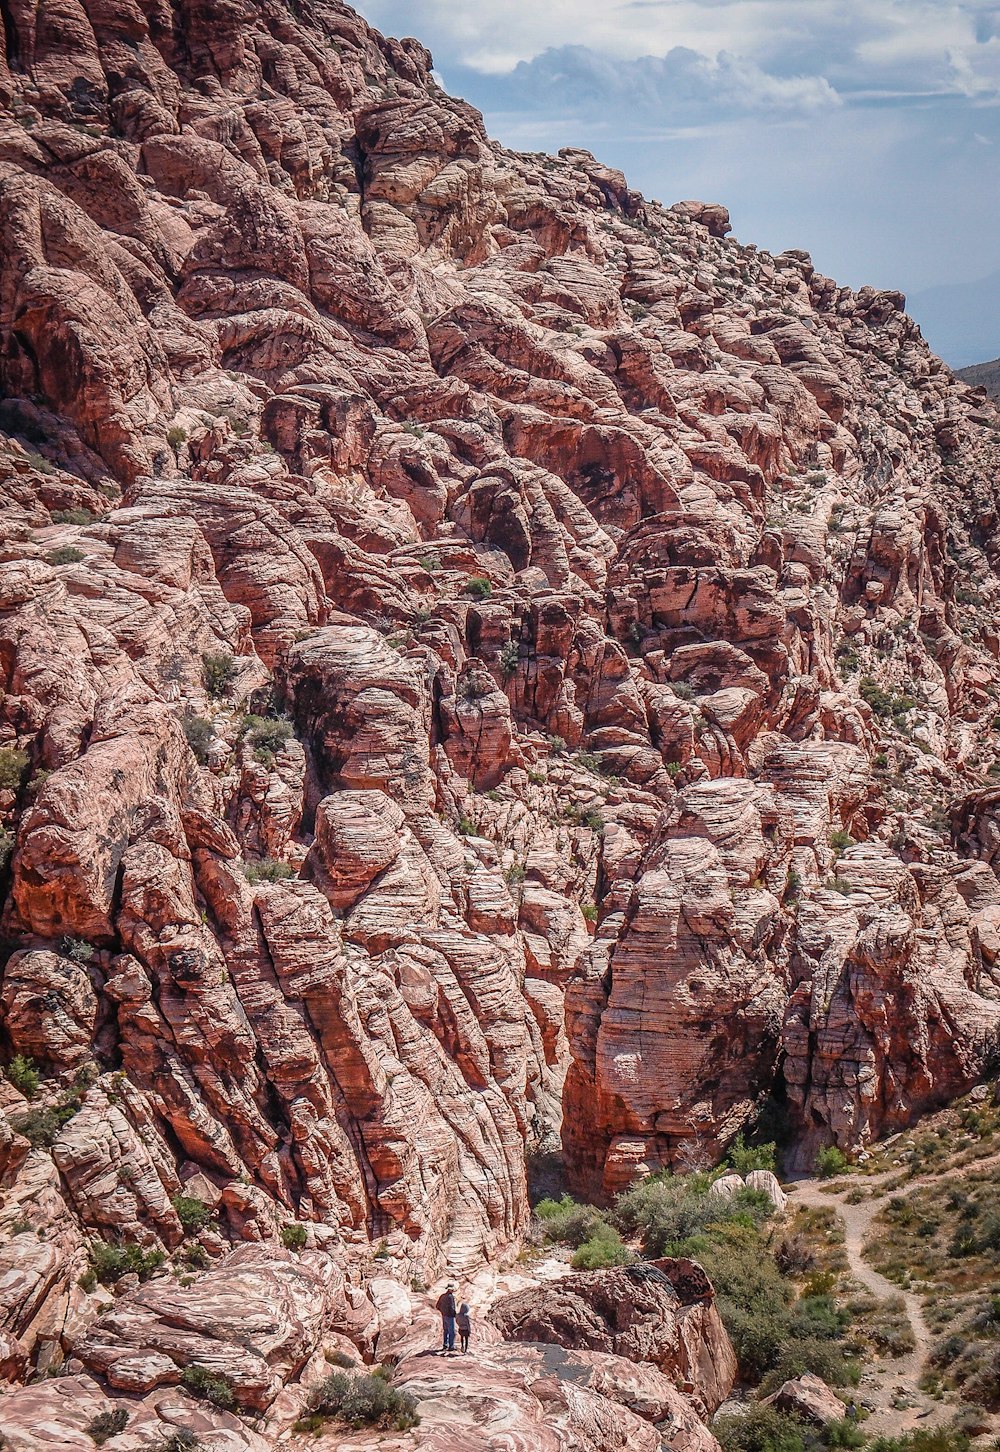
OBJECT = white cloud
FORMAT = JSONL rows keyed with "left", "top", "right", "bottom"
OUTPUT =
{"left": 358, "top": 0, "right": 1000, "bottom": 101}
{"left": 354, "top": 0, "right": 1000, "bottom": 361}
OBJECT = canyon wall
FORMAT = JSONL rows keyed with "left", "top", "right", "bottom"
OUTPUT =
{"left": 1, "top": 0, "right": 1000, "bottom": 1439}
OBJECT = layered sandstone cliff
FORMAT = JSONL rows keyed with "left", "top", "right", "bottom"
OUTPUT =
{"left": 1, "top": 0, "right": 1000, "bottom": 1443}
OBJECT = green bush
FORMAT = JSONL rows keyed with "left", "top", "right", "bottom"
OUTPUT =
{"left": 815, "top": 1145, "right": 849, "bottom": 1179}
{"left": 88, "top": 1240, "right": 166, "bottom": 1285}
{"left": 829, "top": 829, "right": 854, "bottom": 853}
{"left": 825, "top": 1422, "right": 865, "bottom": 1449}
{"left": 571, "top": 1226, "right": 634, "bottom": 1270}
{"left": 51, "top": 507, "right": 93, "bottom": 525}
{"left": 0, "top": 747, "right": 29, "bottom": 791}
{"left": 4, "top": 1054, "right": 40, "bottom": 1099}
{"left": 757, "top": 1337, "right": 861, "bottom": 1397}
{"left": 201, "top": 652, "right": 238, "bottom": 699}
{"left": 859, "top": 677, "right": 917, "bottom": 721}
{"left": 61, "top": 936, "right": 95, "bottom": 963}
{"left": 242, "top": 714, "right": 293, "bottom": 764}
{"left": 181, "top": 1366, "right": 235, "bottom": 1410}
{"left": 464, "top": 576, "right": 492, "bottom": 600}
{"left": 166, "top": 426, "right": 187, "bottom": 449}
{"left": 867, "top": 1430, "right": 970, "bottom": 1452}
{"left": 727, "top": 1133, "right": 777, "bottom": 1175}
{"left": 307, "top": 1370, "right": 419, "bottom": 1430}
{"left": 715, "top": 1403, "right": 807, "bottom": 1452}
{"left": 46, "top": 545, "right": 85, "bottom": 565}
{"left": 281, "top": 1222, "right": 308, "bottom": 1251}
{"left": 171, "top": 1195, "right": 213, "bottom": 1235}
{"left": 535, "top": 1194, "right": 609, "bottom": 1248}
{"left": 9, "top": 1098, "right": 81, "bottom": 1146}
{"left": 243, "top": 859, "right": 294, "bottom": 884}
{"left": 182, "top": 715, "right": 214, "bottom": 765}
{"left": 87, "top": 1408, "right": 129, "bottom": 1445}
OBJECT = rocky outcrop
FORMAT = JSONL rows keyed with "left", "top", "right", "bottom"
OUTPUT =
{"left": 1, "top": 0, "right": 1000, "bottom": 1439}
{"left": 489, "top": 1262, "right": 737, "bottom": 1413}
{"left": 764, "top": 1373, "right": 849, "bottom": 1425}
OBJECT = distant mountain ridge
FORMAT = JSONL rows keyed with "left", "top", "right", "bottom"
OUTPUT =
{"left": 908, "top": 269, "right": 1000, "bottom": 369}
{"left": 957, "top": 356, "right": 1000, "bottom": 400}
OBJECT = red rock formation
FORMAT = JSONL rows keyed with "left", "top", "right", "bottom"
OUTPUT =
{"left": 0, "top": 0, "right": 999, "bottom": 1439}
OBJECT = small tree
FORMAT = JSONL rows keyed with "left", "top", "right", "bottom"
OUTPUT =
{"left": 5, "top": 1054, "right": 40, "bottom": 1099}
{"left": 281, "top": 1222, "right": 308, "bottom": 1251}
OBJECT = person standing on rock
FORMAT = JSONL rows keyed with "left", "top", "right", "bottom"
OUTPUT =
{"left": 436, "top": 1284, "right": 458, "bottom": 1352}
{"left": 457, "top": 1301, "right": 472, "bottom": 1353}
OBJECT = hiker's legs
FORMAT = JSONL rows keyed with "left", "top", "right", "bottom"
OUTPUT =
{"left": 444, "top": 1315, "right": 456, "bottom": 1351}
{"left": 460, "top": 1332, "right": 469, "bottom": 1352}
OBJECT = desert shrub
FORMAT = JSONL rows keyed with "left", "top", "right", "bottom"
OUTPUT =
{"left": 87, "top": 1408, "right": 129, "bottom": 1445}
{"left": 788, "top": 1293, "right": 847, "bottom": 1342}
{"left": 201, "top": 651, "right": 238, "bottom": 698}
{"left": 4, "top": 1053, "right": 39, "bottom": 1099}
{"left": 464, "top": 576, "right": 492, "bottom": 600}
{"left": 581, "top": 902, "right": 598, "bottom": 923}
{"left": 757, "top": 1337, "right": 861, "bottom": 1397}
{"left": 88, "top": 1240, "right": 166, "bottom": 1285}
{"left": 182, "top": 715, "right": 214, "bottom": 765}
{"left": 61, "top": 936, "right": 95, "bottom": 963}
{"left": 242, "top": 714, "right": 293, "bottom": 764}
{"left": 697, "top": 1224, "right": 795, "bottom": 1382}
{"left": 171, "top": 1195, "right": 212, "bottom": 1235}
{"left": 10, "top": 1085, "right": 84, "bottom": 1145}
{"left": 0, "top": 747, "right": 29, "bottom": 791}
{"left": 242, "top": 858, "right": 294, "bottom": 884}
{"left": 181, "top": 1366, "right": 235, "bottom": 1410}
{"left": 826, "top": 1422, "right": 865, "bottom": 1449}
{"left": 581, "top": 809, "right": 604, "bottom": 833}
{"left": 859, "top": 677, "right": 916, "bottom": 721}
{"left": 166, "top": 426, "right": 187, "bottom": 449}
{"left": 727, "top": 1133, "right": 777, "bottom": 1175}
{"left": 535, "top": 1194, "right": 609, "bottom": 1248}
{"left": 829, "top": 830, "right": 854, "bottom": 853}
{"left": 714, "top": 1403, "right": 807, "bottom": 1452}
{"left": 46, "top": 545, "right": 85, "bottom": 565}
{"left": 326, "top": 1349, "right": 356, "bottom": 1369}
{"left": 157, "top": 1433, "right": 201, "bottom": 1452}
{"left": 281, "top": 1222, "right": 308, "bottom": 1251}
{"left": 307, "top": 1370, "right": 419, "bottom": 1430}
{"left": 498, "top": 640, "right": 519, "bottom": 676}
{"left": 815, "top": 1145, "right": 849, "bottom": 1178}
{"left": 571, "top": 1225, "right": 634, "bottom": 1270}
{"left": 776, "top": 1232, "right": 815, "bottom": 1275}
{"left": 867, "top": 1430, "right": 970, "bottom": 1452}
{"left": 51, "top": 507, "right": 93, "bottom": 524}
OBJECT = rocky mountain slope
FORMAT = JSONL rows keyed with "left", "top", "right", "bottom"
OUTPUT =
{"left": 957, "top": 358, "right": 1000, "bottom": 401}
{"left": 3, "top": 0, "right": 1000, "bottom": 1445}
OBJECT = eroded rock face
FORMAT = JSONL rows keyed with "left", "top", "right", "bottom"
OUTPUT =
{"left": 489, "top": 1262, "right": 737, "bottom": 1414}
{"left": 1, "top": 0, "right": 1000, "bottom": 1438}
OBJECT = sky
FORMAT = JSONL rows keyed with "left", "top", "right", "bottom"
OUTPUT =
{"left": 355, "top": 0, "right": 1000, "bottom": 366}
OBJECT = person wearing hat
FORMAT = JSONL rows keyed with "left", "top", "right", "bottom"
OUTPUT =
{"left": 435, "top": 1283, "right": 458, "bottom": 1352}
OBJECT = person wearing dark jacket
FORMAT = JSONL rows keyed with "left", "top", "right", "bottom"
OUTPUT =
{"left": 436, "top": 1284, "right": 457, "bottom": 1351}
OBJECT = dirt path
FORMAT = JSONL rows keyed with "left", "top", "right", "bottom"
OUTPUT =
{"left": 790, "top": 1173, "right": 939, "bottom": 1433}
{"left": 787, "top": 1148, "right": 1000, "bottom": 1433}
